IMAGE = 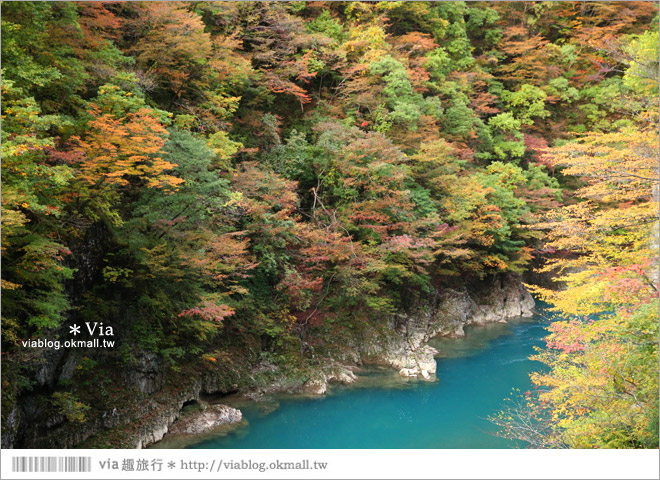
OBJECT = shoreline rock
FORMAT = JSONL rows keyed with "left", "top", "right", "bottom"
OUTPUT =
{"left": 167, "top": 404, "right": 242, "bottom": 436}
{"left": 3, "top": 273, "right": 534, "bottom": 448}
{"left": 354, "top": 273, "right": 535, "bottom": 381}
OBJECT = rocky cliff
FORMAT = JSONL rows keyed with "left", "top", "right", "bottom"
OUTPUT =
{"left": 343, "top": 272, "right": 534, "bottom": 381}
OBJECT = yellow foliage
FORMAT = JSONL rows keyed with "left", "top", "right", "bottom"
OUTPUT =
{"left": 533, "top": 124, "right": 659, "bottom": 316}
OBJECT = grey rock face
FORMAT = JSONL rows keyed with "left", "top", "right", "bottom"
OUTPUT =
{"left": 355, "top": 273, "right": 535, "bottom": 381}
{"left": 301, "top": 365, "right": 359, "bottom": 395}
{"left": 136, "top": 410, "right": 180, "bottom": 449}
{"left": 1, "top": 407, "right": 18, "bottom": 449}
{"left": 301, "top": 378, "right": 328, "bottom": 395}
{"left": 124, "top": 351, "right": 165, "bottom": 395}
{"left": 167, "top": 405, "right": 242, "bottom": 436}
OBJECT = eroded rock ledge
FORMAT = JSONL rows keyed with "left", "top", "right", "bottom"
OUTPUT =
{"left": 251, "top": 273, "right": 535, "bottom": 393}
{"left": 168, "top": 404, "right": 242, "bottom": 436}
{"left": 353, "top": 273, "right": 535, "bottom": 381}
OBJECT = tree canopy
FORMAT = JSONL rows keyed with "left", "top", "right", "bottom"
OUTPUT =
{"left": 1, "top": 1, "right": 657, "bottom": 449}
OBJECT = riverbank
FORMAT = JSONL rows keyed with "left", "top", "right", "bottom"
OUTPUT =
{"left": 156, "top": 314, "right": 549, "bottom": 449}
{"left": 2, "top": 274, "right": 534, "bottom": 449}
{"left": 151, "top": 274, "right": 536, "bottom": 448}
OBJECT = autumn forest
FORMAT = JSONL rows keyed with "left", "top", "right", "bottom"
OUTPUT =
{"left": 1, "top": 1, "right": 658, "bottom": 450}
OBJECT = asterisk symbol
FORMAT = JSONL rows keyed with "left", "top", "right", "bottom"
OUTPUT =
{"left": 69, "top": 324, "right": 81, "bottom": 336}
{"left": 167, "top": 461, "right": 176, "bottom": 469}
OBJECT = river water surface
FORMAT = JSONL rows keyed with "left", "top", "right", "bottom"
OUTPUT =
{"left": 182, "top": 306, "right": 552, "bottom": 449}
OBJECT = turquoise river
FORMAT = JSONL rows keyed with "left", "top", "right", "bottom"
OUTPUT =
{"left": 180, "top": 304, "right": 553, "bottom": 449}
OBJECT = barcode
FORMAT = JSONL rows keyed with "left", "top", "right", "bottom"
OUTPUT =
{"left": 11, "top": 456, "right": 92, "bottom": 473}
